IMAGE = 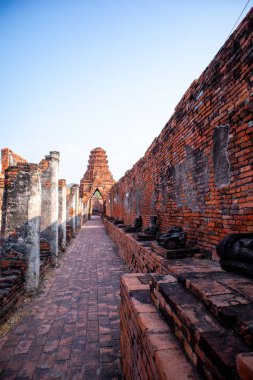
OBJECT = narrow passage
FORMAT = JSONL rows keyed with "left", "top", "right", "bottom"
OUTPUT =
{"left": 0, "top": 216, "right": 128, "bottom": 379}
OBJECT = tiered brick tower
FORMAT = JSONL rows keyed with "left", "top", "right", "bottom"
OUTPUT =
{"left": 80, "top": 148, "right": 115, "bottom": 214}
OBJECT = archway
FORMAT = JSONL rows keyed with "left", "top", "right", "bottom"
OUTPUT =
{"left": 89, "top": 188, "right": 104, "bottom": 216}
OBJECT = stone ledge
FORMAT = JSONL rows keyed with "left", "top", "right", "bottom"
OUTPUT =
{"left": 150, "top": 273, "right": 252, "bottom": 379}
{"left": 120, "top": 273, "right": 201, "bottom": 380}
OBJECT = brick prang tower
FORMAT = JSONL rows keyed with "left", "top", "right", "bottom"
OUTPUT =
{"left": 80, "top": 147, "right": 115, "bottom": 206}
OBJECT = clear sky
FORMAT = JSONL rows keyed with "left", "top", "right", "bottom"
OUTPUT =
{"left": 0, "top": 0, "right": 251, "bottom": 183}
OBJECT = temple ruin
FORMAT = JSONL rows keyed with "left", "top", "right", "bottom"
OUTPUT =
{"left": 80, "top": 147, "right": 115, "bottom": 218}
{"left": 0, "top": 146, "right": 115, "bottom": 306}
{"left": 0, "top": 8, "right": 253, "bottom": 380}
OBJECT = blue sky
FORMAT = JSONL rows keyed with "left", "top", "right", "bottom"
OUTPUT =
{"left": 0, "top": 0, "right": 251, "bottom": 183}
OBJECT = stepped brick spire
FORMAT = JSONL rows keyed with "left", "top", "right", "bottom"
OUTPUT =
{"left": 80, "top": 147, "right": 115, "bottom": 204}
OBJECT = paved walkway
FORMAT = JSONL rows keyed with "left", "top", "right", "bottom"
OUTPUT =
{"left": 0, "top": 217, "right": 128, "bottom": 379}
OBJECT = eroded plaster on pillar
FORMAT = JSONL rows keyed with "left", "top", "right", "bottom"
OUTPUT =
{"left": 78, "top": 198, "right": 83, "bottom": 229}
{"left": 1, "top": 163, "right": 41, "bottom": 293}
{"left": 0, "top": 173, "right": 4, "bottom": 237}
{"left": 67, "top": 186, "right": 76, "bottom": 238}
{"left": 40, "top": 151, "right": 60, "bottom": 265}
{"left": 58, "top": 179, "right": 67, "bottom": 251}
{"left": 72, "top": 184, "right": 80, "bottom": 232}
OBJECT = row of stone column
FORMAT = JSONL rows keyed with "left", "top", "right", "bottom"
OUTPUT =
{"left": 0, "top": 151, "right": 84, "bottom": 293}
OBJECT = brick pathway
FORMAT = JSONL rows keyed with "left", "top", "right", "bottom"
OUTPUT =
{"left": 0, "top": 216, "right": 128, "bottom": 379}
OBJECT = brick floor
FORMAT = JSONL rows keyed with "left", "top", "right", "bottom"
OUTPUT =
{"left": 0, "top": 216, "right": 128, "bottom": 379}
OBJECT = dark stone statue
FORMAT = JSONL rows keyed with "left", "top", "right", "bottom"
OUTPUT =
{"left": 216, "top": 233, "right": 253, "bottom": 277}
{"left": 135, "top": 215, "right": 159, "bottom": 241}
{"left": 143, "top": 216, "right": 159, "bottom": 236}
{"left": 157, "top": 226, "right": 187, "bottom": 250}
{"left": 125, "top": 216, "right": 142, "bottom": 233}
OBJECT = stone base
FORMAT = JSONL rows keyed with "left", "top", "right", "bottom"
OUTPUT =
{"left": 134, "top": 233, "right": 157, "bottom": 241}
{"left": 220, "top": 260, "right": 253, "bottom": 278}
{"left": 124, "top": 227, "right": 142, "bottom": 233}
{"left": 151, "top": 242, "right": 200, "bottom": 259}
{"left": 116, "top": 224, "right": 125, "bottom": 229}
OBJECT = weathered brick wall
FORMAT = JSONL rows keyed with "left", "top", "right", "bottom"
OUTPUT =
{"left": 104, "top": 219, "right": 168, "bottom": 273}
{"left": 104, "top": 219, "right": 222, "bottom": 275}
{"left": 1, "top": 148, "right": 27, "bottom": 172}
{"left": 107, "top": 9, "right": 253, "bottom": 258}
{"left": 0, "top": 149, "right": 28, "bottom": 236}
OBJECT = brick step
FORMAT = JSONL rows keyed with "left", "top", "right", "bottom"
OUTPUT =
{"left": 151, "top": 241, "right": 201, "bottom": 260}
{"left": 120, "top": 273, "right": 201, "bottom": 380}
{"left": 134, "top": 233, "right": 157, "bottom": 242}
{"left": 162, "top": 257, "right": 223, "bottom": 277}
{"left": 177, "top": 271, "right": 253, "bottom": 347}
{"left": 150, "top": 274, "right": 251, "bottom": 379}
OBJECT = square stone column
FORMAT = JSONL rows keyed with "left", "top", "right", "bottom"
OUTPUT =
{"left": 40, "top": 151, "right": 60, "bottom": 266}
{"left": 1, "top": 163, "right": 41, "bottom": 293}
{"left": 0, "top": 173, "right": 4, "bottom": 236}
{"left": 58, "top": 179, "right": 67, "bottom": 251}
{"left": 67, "top": 187, "right": 76, "bottom": 238}
{"left": 72, "top": 184, "right": 80, "bottom": 231}
{"left": 78, "top": 198, "right": 84, "bottom": 228}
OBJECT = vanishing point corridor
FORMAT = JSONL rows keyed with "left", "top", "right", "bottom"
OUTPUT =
{"left": 0, "top": 216, "right": 127, "bottom": 379}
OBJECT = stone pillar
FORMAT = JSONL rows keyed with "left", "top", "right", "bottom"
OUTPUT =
{"left": 1, "top": 163, "right": 41, "bottom": 293}
{"left": 58, "top": 179, "right": 67, "bottom": 251}
{"left": 0, "top": 173, "right": 4, "bottom": 236}
{"left": 67, "top": 186, "right": 76, "bottom": 238}
{"left": 40, "top": 151, "right": 60, "bottom": 266}
{"left": 72, "top": 184, "right": 79, "bottom": 231}
{"left": 83, "top": 202, "right": 89, "bottom": 223}
{"left": 78, "top": 198, "right": 83, "bottom": 228}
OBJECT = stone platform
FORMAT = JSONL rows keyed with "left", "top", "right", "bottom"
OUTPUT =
{"left": 121, "top": 270, "right": 253, "bottom": 380}
{"left": 105, "top": 218, "right": 253, "bottom": 379}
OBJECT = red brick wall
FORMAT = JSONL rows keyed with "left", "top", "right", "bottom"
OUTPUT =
{"left": 107, "top": 9, "right": 253, "bottom": 258}
{"left": 1, "top": 148, "right": 28, "bottom": 173}
{"left": 104, "top": 219, "right": 168, "bottom": 273}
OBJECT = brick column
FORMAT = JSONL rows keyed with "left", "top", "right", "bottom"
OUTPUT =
{"left": 40, "top": 151, "right": 60, "bottom": 266}
{"left": 83, "top": 202, "right": 89, "bottom": 223}
{"left": 0, "top": 173, "right": 4, "bottom": 236}
{"left": 72, "top": 184, "right": 80, "bottom": 231}
{"left": 58, "top": 179, "right": 67, "bottom": 251}
{"left": 67, "top": 186, "right": 76, "bottom": 238}
{"left": 1, "top": 163, "right": 41, "bottom": 293}
{"left": 78, "top": 198, "right": 83, "bottom": 228}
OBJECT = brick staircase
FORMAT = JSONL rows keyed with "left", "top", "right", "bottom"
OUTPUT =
{"left": 0, "top": 266, "right": 25, "bottom": 323}
{"left": 120, "top": 263, "right": 253, "bottom": 379}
